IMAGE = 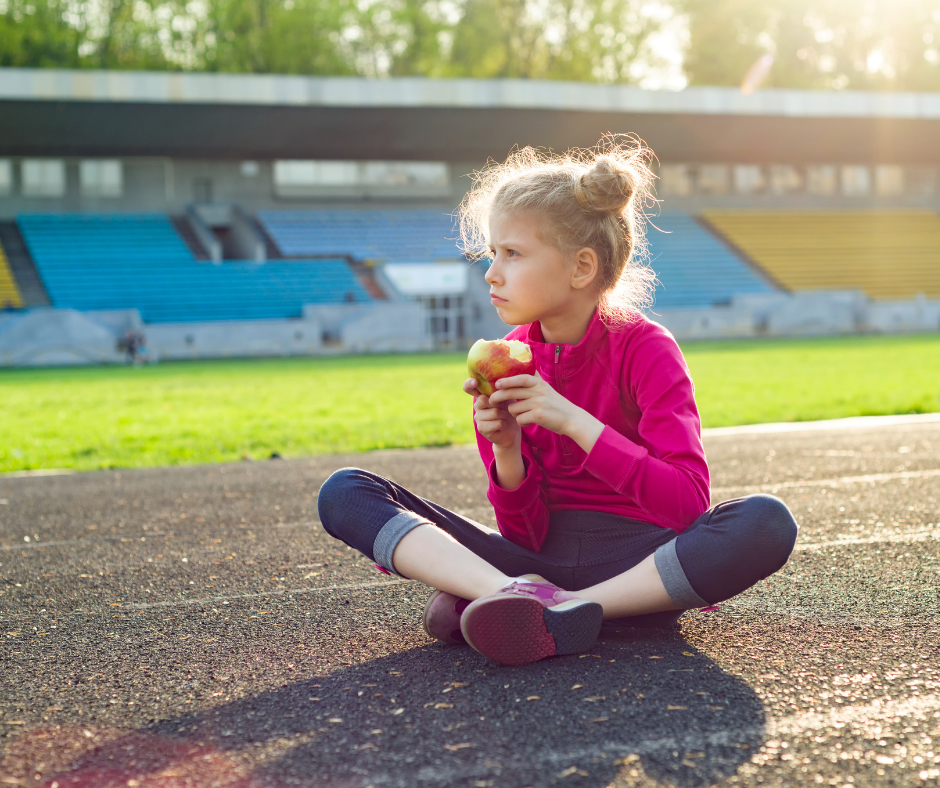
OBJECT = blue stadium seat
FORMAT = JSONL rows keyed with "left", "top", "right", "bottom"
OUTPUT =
{"left": 257, "top": 209, "right": 462, "bottom": 262}
{"left": 257, "top": 209, "right": 779, "bottom": 309}
{"left": 645, "top": 213, "right": 778, "bottom": 309}
{"left": 17, "top": 213, "right": 371, "bottom": 323}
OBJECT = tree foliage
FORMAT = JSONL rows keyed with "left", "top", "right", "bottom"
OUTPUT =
{"left": 681, "top": 0, "right": 940, "bottom": 91}
{"left": 200, "top": 0, "right": 358, "bottom": 75}
{"left": 2, "top": 0, "right": 939, "bottom": 90}
{"left": 1, "top": 0, "right": 178, "bottom": 69}
{"left": 1, "top": 0, "right": 83, "bottom": 68}
{"left": 445, "top": 0, "right": 662, "bottom": 81}
{"left": 0, "top": 0, "right": 665, "bottom": 82}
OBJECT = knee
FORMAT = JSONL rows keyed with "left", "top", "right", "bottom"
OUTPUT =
{"left": 316, "top": 467, "right": 367, "bottom": 538}
{"left": 738, "top": 494, "right": 799, "bottom": 566}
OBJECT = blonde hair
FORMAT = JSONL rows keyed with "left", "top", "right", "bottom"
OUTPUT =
{"left": 457, "top": 136, "right": 657, "bottom": 326}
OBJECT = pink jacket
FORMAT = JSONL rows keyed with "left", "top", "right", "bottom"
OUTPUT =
{"left": 474, "top": 310, "right": 710, "bottom": 552}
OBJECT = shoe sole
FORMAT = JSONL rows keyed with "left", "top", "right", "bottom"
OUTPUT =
{"left": 460, "top": 596, "right": 603, "bottom": 666}
{"left": 422, "top": 576, "right": 546, "bottom": 645}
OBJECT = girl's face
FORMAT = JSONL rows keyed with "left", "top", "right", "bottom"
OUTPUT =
{"left": 485, "top": 212, "right": 579, "bottom": 326}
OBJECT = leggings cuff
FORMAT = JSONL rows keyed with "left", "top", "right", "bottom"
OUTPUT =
{"left": 373, "top": 512, "right": 431, "bottom": 576}
{"left": 654, "top": 539, "right": 708, "bottom": 609}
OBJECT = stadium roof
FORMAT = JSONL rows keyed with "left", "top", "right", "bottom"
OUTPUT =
{"left": 1, "top": 67, "right": 939, "bottom": 164}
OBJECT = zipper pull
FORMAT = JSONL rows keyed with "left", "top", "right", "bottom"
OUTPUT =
{"left": 555, "top": 345, "right": 561, "bottom": 363}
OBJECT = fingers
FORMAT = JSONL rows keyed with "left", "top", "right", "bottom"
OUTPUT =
{"left": 507, "top": 399, "right": 537, "bottom": 421}
{"left": 475, "top": 404, "right": 510, "bottom": 426}
{"left": 489, "top": 374, "right": 539, "bottom": 405}
{"left": 463, "top": 378, "right": 480, "bottom": 396}
{"left": 494, "top": 374, "right": 537, "bottom": 391}
{"left": 473, "top": 392, "right": 492, "bottom": 411}
{"left": 490, "top": 387, "right": 534, "bottom": 406}
{"left": 474, "top": 399, "right": 518, "bottom": 435}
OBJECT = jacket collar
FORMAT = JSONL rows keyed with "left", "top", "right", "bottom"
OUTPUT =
{"left": 524, "top": 309, "right": 609, "bottom": 378}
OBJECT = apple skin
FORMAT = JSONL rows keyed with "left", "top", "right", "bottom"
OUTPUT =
{"left": 467, "top": 338, "right": 536, "bottom": 397}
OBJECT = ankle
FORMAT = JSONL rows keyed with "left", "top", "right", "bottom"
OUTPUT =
{"left": 476, "top": 575, "right": 514, "bottom": 599}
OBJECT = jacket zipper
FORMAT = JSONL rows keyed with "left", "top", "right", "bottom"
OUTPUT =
{"left": 555, "top": 345, "right": 571, "bottom": 456}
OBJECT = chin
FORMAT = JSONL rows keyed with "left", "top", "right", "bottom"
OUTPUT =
{"left": 494, "top": 306, "right": 534, "bottom": 327}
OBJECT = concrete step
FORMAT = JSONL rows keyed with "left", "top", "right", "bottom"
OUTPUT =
{"left": 0, "top": 221, "right": 50, "bottom": 307}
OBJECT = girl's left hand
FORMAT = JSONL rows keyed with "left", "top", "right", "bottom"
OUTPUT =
{"left": 487, "top": 372, "right": 580, "bottom": 436}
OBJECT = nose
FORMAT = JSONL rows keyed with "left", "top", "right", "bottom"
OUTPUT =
{"left": 484, "top": 258, "right": 501, "bottom": 286}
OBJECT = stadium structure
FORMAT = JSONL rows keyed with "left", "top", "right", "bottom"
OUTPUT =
{"left": 0, "top": 68, "right": 939, "bottom": 366}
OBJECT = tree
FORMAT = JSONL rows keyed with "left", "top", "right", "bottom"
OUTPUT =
{"left": 86, "top": 0, "right": 176, "bottom": 70}
{"left": 446, "top": 0, "right": 664, "bottom": 81}
{"left": 200, "top": 0, "right": 358, "bottom": 75}
{"left": 0, "top": 0, "right": 82, "bottom": 68}
{"left": 680, "top": 0, "right": 940, "bottom": 91}
{"left": 0, "top": 0, "right": 190, "bottom": 70}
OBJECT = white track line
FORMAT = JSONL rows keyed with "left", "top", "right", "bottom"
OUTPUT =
{"left": 0, "top": 579, "right": 412, "bottom": 621}
{"left": 0, "top": 532, "right": 174, "bottom": 551}
{"left": 703, "top": 412, "right": 940, "bottom": 436}
{"left": 796, "top": 529, "right": 940, "bottom": 551}
{"left": 0, "top": 522, "right": 314, "bottom": 553}
{"left": 712, "top": 467, "right": 940, "bottom": 496}
{"left": 121, "top": 579, "right": 412, "bottom": 610}
{"left": 0, "top": 468, "right": 77, "bottom": 478}
{"left": 721, "top": 601, "right": 906, "bottom": 627}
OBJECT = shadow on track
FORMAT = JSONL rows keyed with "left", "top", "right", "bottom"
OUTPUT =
{"left": 24, "top": 618, "right": 766, "bottom": 788}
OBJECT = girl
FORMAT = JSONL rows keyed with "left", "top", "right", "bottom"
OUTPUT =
{"left": 317, "top": 139, "right": 798, "bottom": 667}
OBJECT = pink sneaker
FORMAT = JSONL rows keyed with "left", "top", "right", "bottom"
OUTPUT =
{"left": 422, "top": 590, "right": 470, "bottom": 645}
{"left": 459, "top": 578, "right": 603, "bottom": 666}
{"left": 422, "top": 575, "right": 548, "bottom": 647}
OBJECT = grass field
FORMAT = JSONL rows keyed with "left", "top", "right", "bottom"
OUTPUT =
{"left": 1, "top": 333, "right": 938, "bottom": 473}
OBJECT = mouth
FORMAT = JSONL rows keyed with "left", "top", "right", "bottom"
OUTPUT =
{"left": 490, "top": 293, "right": 507, "bottom": 304}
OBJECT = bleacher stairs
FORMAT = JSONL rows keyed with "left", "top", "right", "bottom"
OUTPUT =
{"left": 0, "top": 240, "right": 23, "bottom": 309}
{"left": 0, "top": 222, "right": 49, "bottom": 307}
{"left": 170, "top": 216, "right": 211, "bottom": 260}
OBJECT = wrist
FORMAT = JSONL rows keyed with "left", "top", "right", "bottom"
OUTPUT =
{"left": 493, "top": 436, "right": 521, "bottom": 456}
{"left": 492, "top": 440, "right": 525, "bottom": 490}
{"left": 565, "top": 410, "right": 605, "bottom": 454}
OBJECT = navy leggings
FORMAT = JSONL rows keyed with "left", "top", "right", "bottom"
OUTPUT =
{"left": 317, "top": 467, "right": 798, "bottom": 616}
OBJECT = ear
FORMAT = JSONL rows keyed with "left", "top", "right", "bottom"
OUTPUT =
{"left": 570, "top": 247, "right": 599, "bottom": 291}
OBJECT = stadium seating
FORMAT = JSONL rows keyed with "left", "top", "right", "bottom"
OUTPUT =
{"left": 645, "top": 213, "right": 778, "bottom": 309}
{"left": 17, "top": 214, "right": 370, "bottom": 323}
{"left": 258, "top": 209, "right": 462, "bottom": 262}
{"left": 701, "top": 211, "right": 940, "bottom": 299}
{"left": 259, "top": 208, "right": 778, "bottom": 309}
{"left": 0, "top": 242, "right": 24, "bottom": 308}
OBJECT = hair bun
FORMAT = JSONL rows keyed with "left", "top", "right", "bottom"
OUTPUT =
{"left": 574, "top": 156, "right": 636, "bottom": 214}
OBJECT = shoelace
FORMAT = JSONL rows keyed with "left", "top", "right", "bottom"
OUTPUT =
{"left": 503, "top": 582, "right": 546, "bottom": 596}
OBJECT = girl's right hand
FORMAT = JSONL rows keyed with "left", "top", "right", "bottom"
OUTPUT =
{"left": 464, "top": 378, "right": 521, "bottom": 450}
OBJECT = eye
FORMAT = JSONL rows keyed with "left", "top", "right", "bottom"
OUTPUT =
{"left": 506, "top": 248, "right": 518, "bottom": 257}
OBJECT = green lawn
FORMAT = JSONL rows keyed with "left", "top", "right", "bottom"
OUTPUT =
{"left": 1, "top": 334, "right": 938, "bottom": 473}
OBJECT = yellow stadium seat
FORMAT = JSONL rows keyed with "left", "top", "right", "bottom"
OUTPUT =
{"left": 700, "top": 211, "right": 940, "bottom": 300}
{"left": 0, "top": 241, "right": 24, "bottom": 308}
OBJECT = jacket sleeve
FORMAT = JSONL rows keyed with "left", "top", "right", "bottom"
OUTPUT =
{"left": 580, "top": 331, "right": 711, "bottom": 532}
{"left": 474, "top": 409, "right": 551, "bottom": 552}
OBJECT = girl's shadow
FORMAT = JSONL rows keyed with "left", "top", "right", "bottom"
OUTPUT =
{"left": 136, "top": 621, "right": 766, "bottom": 787}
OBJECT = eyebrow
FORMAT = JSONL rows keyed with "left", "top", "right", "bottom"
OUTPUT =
{"left": 491, "top": 237, "right": 527, "bottom": 249}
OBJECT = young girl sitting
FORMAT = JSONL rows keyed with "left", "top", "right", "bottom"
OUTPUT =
{"left": 317, "top": 139, "right": 798, "bottom": 667}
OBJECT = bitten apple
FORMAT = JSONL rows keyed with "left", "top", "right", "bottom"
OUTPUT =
{"left": 467, "top": 338, "right": 536, "bottom": 397}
